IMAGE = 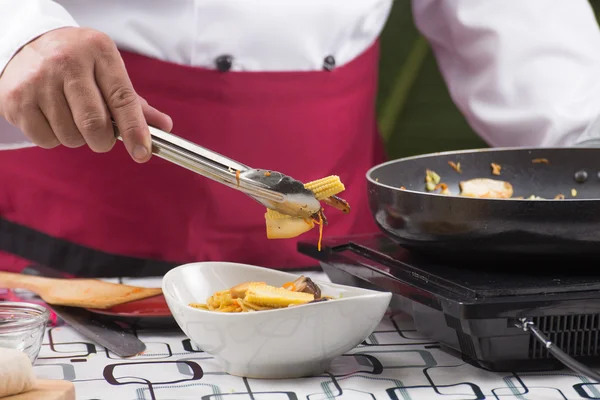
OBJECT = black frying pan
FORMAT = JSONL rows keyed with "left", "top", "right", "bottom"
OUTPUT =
{"left": 366, "top": 147, "right": 600, "bottom": 257}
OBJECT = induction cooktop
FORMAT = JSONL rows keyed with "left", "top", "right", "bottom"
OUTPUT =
{"left": 298, "top": 234, "right": 600, "bottom": 372}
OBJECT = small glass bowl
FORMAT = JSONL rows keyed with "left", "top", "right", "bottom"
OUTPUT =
{"left": 0, "top": 302, "right": 49, "bottom": 363}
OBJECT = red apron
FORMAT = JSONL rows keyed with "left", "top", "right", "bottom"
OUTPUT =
{"left": 0, "top": 42, "right": 385, "bottom": 277}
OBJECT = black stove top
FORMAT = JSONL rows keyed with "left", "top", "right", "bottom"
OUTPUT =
{"left": 298, "top": 234, "right": 600, "bottom": 372}
{"left": 318, "top": 235, "right": 600, "bottom": 294}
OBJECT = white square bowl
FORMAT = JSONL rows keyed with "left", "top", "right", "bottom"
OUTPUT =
{"left": 162, "top": 262, "right": 391, "bottom": 379}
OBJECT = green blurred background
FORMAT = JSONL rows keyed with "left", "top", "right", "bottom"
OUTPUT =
{"left": 377, "top": 1, "right": 600, "bottom": 159}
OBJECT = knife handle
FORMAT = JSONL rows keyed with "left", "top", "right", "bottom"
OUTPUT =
{"left": 22, "top": 265, "right": 66, "bottom": 279}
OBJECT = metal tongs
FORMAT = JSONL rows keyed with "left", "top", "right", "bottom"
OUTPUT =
{"left": 113, "top": 124, "right": 321, "bottom": 219}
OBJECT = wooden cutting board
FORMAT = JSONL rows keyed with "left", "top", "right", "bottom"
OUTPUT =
{"left": 2, "top": 380, "right": 75, "bottom": 400}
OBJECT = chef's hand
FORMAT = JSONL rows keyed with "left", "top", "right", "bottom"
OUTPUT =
{"left": 0, "top": 27, "right": 173, "bottom": 163}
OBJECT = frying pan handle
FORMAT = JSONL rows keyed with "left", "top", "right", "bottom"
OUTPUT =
{"left": 516, "top": 318, "right": 600, "bottom": 380}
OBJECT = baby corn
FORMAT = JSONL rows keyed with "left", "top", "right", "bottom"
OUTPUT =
{"left": 304, "top": 175, "right": 345, "bottom": 200}
{"left": 245, "top": 285, "right": 314, "bottom": 308}
{"left": 230, "top": 281, "right": 266, "bottom": 298}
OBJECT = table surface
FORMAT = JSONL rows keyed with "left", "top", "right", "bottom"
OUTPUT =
{"left": 31, "top": 272, "right": 600, "bottom": 400}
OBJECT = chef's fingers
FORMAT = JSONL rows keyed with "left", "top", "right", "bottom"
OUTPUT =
{"left": 40, "top": 87, "right": 85, "bottom": 149}
{"left": 93, "top": 45, "right": 150, "bottom": 163}
{"left": 140, "top": 99, "right": 173, "bottom": 133}
{"left": 19, "top": 107, "right": 60, "bottom": 149}
{"left": 64, "top": 74, "right": 114, "bottom": 153}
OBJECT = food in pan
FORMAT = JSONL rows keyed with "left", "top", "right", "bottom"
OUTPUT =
{"left": 188, "top": 275, "right": 330, "bottom": 312}
{"left": 490, "top": 163, "right": 501, "bottom": 175}
{"left": 532, "top": 158, "right": 549, "bottom": 164}
{"left": 425, "top": 169, "right": 441, "bottom": 191}
{"left": 425, "top": 169, "right": 451, "bottom": 195}
{"left": 436, "top": 183, "right": 451, "bottom": 195}
{"left": 459, "top": 178, "right": 514, "bottom": 199}
{"left": 264, "top": 175, "right": 349, "bottom": 250}
{"left": 522, "top": 193, "right": 579, "bottom": 200}
{"left": 556, "top": 189, "right": 578, "bottom": 199}
{"left": 522, "top": 187, "right": 577, "bottom": 200}
{"left": 414, "top": 155, "right": 577, "bottom": 200}
{"left": 424, "top": 158, "right": 565, "bottom": 200}
{"left": 425, "top": 169, "right": 515, "bottom": 199}
{"left": 511, "top": 195, "right": 541, "bottom": 200}
{"left": 448, "top": 161, "right": 462, "bottom": 173}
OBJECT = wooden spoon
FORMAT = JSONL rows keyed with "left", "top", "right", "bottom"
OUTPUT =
{"left": 0, "top": 272, "right": 162, "bottom": 309}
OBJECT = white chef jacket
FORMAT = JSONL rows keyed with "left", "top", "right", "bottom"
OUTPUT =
{"left": 1, "top": 0, "right": 600, "bottom": 150}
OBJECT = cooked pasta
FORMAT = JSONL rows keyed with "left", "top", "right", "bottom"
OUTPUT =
{"left": 189, "top": 276, "right": 328, "bottom": 313}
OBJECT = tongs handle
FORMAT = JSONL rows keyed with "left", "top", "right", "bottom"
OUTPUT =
{"left": 112, "top": 123, "right": 285, "bottom": 203}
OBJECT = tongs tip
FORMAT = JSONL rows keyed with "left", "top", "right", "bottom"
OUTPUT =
{"left": 241, "top": 169, "right": 322, "bottom": 218}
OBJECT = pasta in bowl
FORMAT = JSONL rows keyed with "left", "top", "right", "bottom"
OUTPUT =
{"left": 189, "top": 275, "right": 331, "bottom": 313}
{"left": 162, "top": 262, "right": 391, "bottom": 379}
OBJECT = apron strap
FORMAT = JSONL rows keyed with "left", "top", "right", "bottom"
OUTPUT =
{"left": 0, "top": 218, "right": 178, "bottom": 277}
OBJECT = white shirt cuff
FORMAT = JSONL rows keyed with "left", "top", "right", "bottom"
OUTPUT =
{"left": 0, "top": 1, "right": 79, "bottom": 77}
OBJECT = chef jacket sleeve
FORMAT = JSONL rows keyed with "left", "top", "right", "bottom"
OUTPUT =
{"left": 0, "top": 0, "right": 78, "bottom": 150}
{"left": 412, "top": 0, "right": 600, "bottom": 148}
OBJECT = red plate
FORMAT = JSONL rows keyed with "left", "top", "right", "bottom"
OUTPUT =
{"left": 86, "top": 294, "right": 171, "bottom": 317}
{"left": 86, "top": 294, "right": 176, "bottom": 328}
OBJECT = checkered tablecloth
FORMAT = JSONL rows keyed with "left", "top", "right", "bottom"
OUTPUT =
{"left": 29, "top": 273, "right": 600, "bottom": 400}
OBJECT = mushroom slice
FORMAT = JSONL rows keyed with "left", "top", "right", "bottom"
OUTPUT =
{"left": 288, "top": 275, "right": 322, "bottom": 298}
